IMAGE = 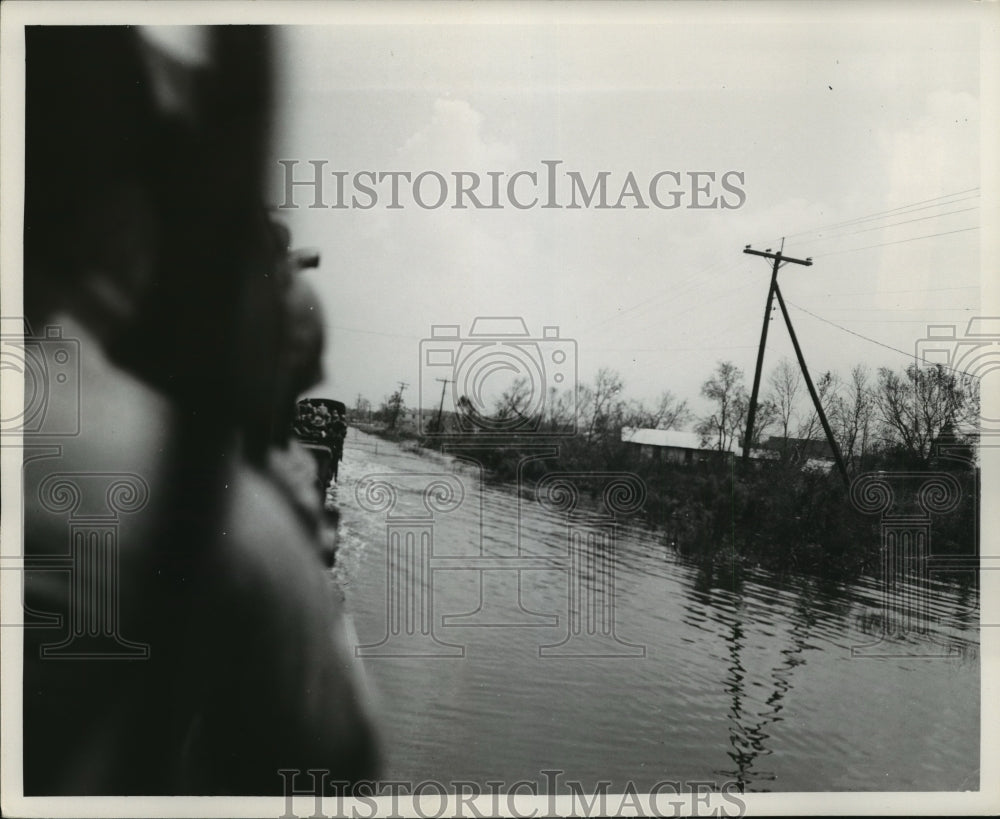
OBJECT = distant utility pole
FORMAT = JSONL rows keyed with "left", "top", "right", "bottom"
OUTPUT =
{"left": 435, "top": 378, "right": 454, "bottom": 433}
{"left": 742, "top": 240, "right": 850, "bottom": 490}
{"left": 390, "top": 381, "right": 408, "bottom": 429}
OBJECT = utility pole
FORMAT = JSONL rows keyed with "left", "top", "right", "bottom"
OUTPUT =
{"left": 771, "top": 284, "right": 850, "bottom": 489}
{"left": 743, "top": 240, "right": 808, "bottom": 458}
{"left": 390, "top": 381, "right": 408, "bottom": 429}
{"left": 435, "top": 378, "right": 454, "bottom": 433}
{"left": 742, "top": 241, "right": 850, "bottom": 491}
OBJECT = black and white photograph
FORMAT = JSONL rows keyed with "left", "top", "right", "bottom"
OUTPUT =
{"left": 1, "top": 2, "right": 997, "bottom": 816}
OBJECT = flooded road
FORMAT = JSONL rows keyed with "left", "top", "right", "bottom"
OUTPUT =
{"left": 330, "top": 429, "right": 979, "bottom": 793}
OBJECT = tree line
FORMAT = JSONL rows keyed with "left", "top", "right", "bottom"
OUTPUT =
{"left": 693, "top": 357, "right": 978, "bottom": 468}
{"left": 356, "top": 354, "right": 979, "bottom": 473}
{"left": 476, "top": 356, "right": 979, "bottom": 470}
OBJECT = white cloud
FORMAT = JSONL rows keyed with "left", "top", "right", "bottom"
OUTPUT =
{"left": 398, "top": 98, "right": 519, "bottom": 170}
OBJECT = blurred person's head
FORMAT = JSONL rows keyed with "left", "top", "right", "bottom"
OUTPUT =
{"left": 24, "top": 26, "right": 277, "bottom": 429}
{"left": 283, "top": 275, "right": 326, "bottom": 400}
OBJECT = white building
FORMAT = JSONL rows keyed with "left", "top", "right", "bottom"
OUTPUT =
{"left": 620, "top": 427, "right": 779, "bottom": 466}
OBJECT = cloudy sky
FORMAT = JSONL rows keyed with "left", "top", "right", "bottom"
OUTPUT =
{"left": 268, "top": 3, "right": 990, "bottom": 423}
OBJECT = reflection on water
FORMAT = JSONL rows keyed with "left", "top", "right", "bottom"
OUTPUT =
{"left": 716, "top": 577, "right": 819, "bottom": 791}
{"left": 332, "top": 430, "right": 980, "bottom": 793}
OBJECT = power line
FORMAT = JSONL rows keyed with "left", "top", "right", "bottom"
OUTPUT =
{"left": 785, "top": 299, "right": 981, "bottom": 380}
{"left": 815, "top": 306, "right": 975, "bottom": 313}
{"left": 595, "top": 192, "right": 980, "bottom": 341}
{"left": 819, "top": 285, "right": 978, "bottom": 297}
{"left": 589, "top": 255, "right": 745, "bottom": 335}
{"left": 781, "top": 196, "right": 980, "bottom": 247}
{"left": 798, "top": 205, "right": 978, "bottom": 244}
{"left": 810, "top": 225, "right": 979, "bottom": 258}
{"left": 821, "top": 318, "right": 971, "bottom": 324}
{"left": 786, "top": 301, "right": 926, "bottom": 358}
{"left": 599, "top": 273, "right": 979, "bottom": 342}
{"left": 777, "top": 187, "right": 980, "bottom": 243}
{"left": 596, "top": 275, "right": 758, "bottom": 346}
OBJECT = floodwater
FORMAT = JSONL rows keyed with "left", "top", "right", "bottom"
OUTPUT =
{"left": 330, "top": 429, "right": 979, "bottom": 793}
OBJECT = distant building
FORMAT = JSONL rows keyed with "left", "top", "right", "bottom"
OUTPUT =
{"left": 621, "top": 427, "right": 780, "bottom": 466}
{"left": 760, "top": 436, "right": 834, "bottom": 462}
{"left": 621, "top": 427, "right": 731, "bottom": 465}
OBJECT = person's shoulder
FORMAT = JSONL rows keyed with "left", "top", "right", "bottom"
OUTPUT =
{"left": 216, "top": 463, "right": 326, "bottom": 593}
{"left": 24, "top": 314, "right": 174, "bottom": 556}
{"left": 181, "top": 460, "right": 381, "bottom": 788}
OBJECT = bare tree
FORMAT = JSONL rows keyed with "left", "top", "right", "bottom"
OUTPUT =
{"left": 380, "top": 389, "right": 406, "bottom": 429}
{"left": 696, "top": 361, "right": 749, "bottom": 452}
{"left": 585, "top": 367, "right": 626, "bottom": 442}
{"left": 353, "top": 393, "right": 371, "bottom": 420}
{"left": 494, "top": 376, "right": 535, "bottom": 424}
{"left": 751, "top": 397, "right": 779, "bottom": 448}
{"left": 627, "top": 389, "right": 691, "bottom": 431}
{"left": 873, "top": 363, "right": 976, "bottom": 464}
{"left": 796, "top": 370, "right": 839, "bottom": 444}
{"left": 544, "top": 385, "right": 577, "bottom": 433}
{"left": 766, "top": 358, "right": 802, "bottom": 458}
{"left": 830, "top": 364, "right": 875, "bottom": 469}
